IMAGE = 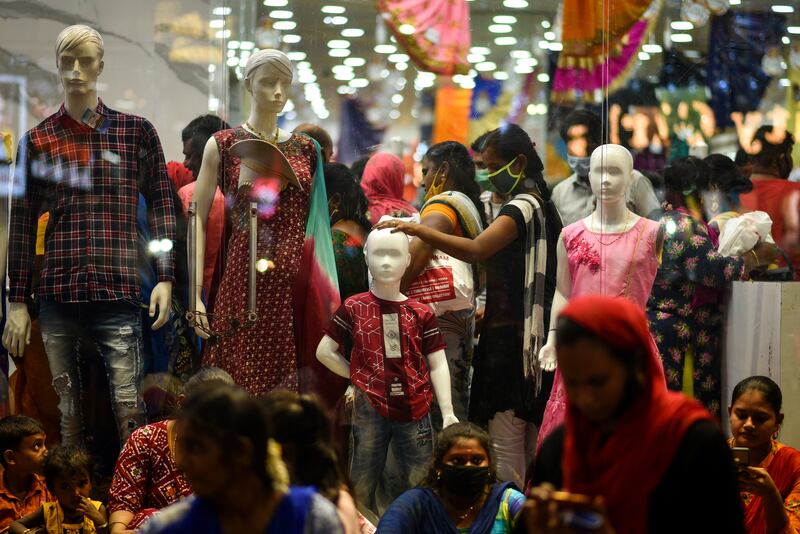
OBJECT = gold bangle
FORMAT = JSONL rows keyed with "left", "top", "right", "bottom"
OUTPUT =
{"left": 751, "top": 249, "right": 759, "bottom": 265}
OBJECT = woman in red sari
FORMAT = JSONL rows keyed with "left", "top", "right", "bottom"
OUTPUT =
{"left": 729, "top": 376, "right": 800, "bottom": 534}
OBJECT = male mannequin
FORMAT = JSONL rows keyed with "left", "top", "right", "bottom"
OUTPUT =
{"left": 3, "top": 25, "right": 175, "bottom": 445}
{"left": 552, "top": 109, "right": 662, "bottom": 226}
{"left": 317, "top": 228, "right": 457, "bottom": 516}
{"left": 537, "top": 144, "right": 664, "bottom": 449}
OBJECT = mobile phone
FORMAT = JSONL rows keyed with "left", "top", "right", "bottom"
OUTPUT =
{"left": 551, "top": 491, "right": 595, "bottom": 506}
{"left": 731, "top": 447, "right": 750, "bottom": 467}
{"left": 551, "top": 491, "right": 604, "bottom": 531}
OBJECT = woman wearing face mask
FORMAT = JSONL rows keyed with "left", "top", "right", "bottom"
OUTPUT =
{"left": 377, "top": 124, "right": 562, "bottom": 488}
{"left": 399, "top": 141, "right": 487, "bottom": 429}
{"left": 728, "top": 376, "right": 800, "bottom": 534}
{"left": 377, "top": 422, "right": 525, "bottom": 533}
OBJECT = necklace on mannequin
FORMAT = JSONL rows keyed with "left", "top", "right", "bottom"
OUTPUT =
{"left": 592, "top": 208, "right": 632, "bottom": 246}
{"left": 244, "top": 121, "right": 280, "bottom": 143}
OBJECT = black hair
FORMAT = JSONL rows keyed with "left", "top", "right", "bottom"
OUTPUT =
{"left": 0, "top": 416, "right": 45, "bottom": 467}
{"left": 350, "top": 156, "right": 371, "bottom": 180}
{"left": 559, "top": 109, "right": 603, "bottom": 147}
{"left": 294, "top": 123, "right": 333, "bottom": 154}
{"left": 704, "top": 153, "right": 753, "bottom": 195}
{"left": 424, "top": 141, "right": 489, "bottom": 231}
{"left": 181, "top": 114, "right": 231, "bottom": 154}
{"left": 183, "top": 367, "right": 235, "bottom": 397}
{"left": 324, "top": 162, "right": 372, "bottom": 233}
{"left": 260, "top": 391, "right": 343, "bottom": 502}
{"left": 422, "top": 422, "right": 497, "bottom": 488}
{"left": 43, "top": 446, "right": 93, "bottom": 492}
{"left": 663, "top": 156, "right": 710, "bottom": 209}
{"left": 731, "top": 376, "right": 782, "bottom": 415}
{"left": 750, "top": 126, "right": 795, "bottom": 173}
{"left": 482, "top": 124, "right": 551, "bottom": 201}
{"left": 178, "top": 383, "right": 274, "bottom": 488}
{"left": 470, "top": 131, "right": 491, "bottom": 153}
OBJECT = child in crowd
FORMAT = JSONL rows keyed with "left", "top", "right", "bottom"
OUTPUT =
{"left": 10, "top": 446, "right": 107, "bottom": 533}
{"left": 0, "top": 415, "right": 51, "bottom": 531}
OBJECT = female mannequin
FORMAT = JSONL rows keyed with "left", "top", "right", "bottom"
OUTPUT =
{"left": 536, "top": 144, "right": 665, "bottom": 451}
{"left": 190, "top": 50, "right": 320, "bottom": 395}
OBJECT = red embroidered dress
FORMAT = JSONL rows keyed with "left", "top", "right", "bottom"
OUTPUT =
{"left": 204, "top": 127, "right": 316, "bottom": 394}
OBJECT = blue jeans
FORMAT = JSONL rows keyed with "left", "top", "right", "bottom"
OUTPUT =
{"left": 349, "top": 388, "right": 433, "bottom": 517}
{"left": 38, "top": 299, "right": 145, "bottom": 446}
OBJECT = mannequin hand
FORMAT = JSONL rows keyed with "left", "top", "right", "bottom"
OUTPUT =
{"left": 191, "top": 298, "right": 211, "bottom": 340}
{"left": 149, "top": 281, "right": 173, "bottom": 331}
{"left": 2, "top": 302, "right": 31, "bottom": 358}
{"left": 442, "top": 413, "right": 459, "bottom": 429}
{"left": 540, "top": 343, "right": 557, "bottom": 372}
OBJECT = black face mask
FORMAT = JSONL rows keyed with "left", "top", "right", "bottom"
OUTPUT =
{"left": 439, "top": 465, "right": 490, "bottom": 498}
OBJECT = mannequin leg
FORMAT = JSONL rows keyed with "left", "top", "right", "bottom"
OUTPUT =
{"left": 349, "top": 388, "right": 391, "bottom": 517}
{"left": 38, "top": 301, "right": 85, "bottom": 446}
{"left": 488, "top": 409, "right": 527, "bottom": 488}
{"left": 88, "top": 300, "right": 145, "bottom": 445}
{"left": 429, "top": 309, "right": 474, "bottom": 433}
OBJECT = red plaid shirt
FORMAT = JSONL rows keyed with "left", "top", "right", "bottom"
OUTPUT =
{"left": 8, "top": 100, "right": 175, "bottom": 303}
{"left": 325, "top": 291, "right": 446, "bottom": 422}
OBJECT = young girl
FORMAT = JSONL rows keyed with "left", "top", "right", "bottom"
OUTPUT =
{"left": 10, "top": 446, "right": 108, "bottom": 533}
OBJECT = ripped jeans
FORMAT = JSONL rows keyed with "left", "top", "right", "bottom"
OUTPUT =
{"left": 39, "top": 299, "right": 145, "bottom": 446}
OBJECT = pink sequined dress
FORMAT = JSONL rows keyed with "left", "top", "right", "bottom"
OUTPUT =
{"left": 537, "top": 216, "right": 663, "bottom": 451}
{"left": 203, "top": 127, "right": 316, "bottom": 394}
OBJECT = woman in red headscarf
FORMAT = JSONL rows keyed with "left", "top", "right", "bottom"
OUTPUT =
{"left": 523, "top": 295, "right": 744, "bottom": 534}
{"left": 360, "top": 152, "right": 418, "bottom": 225}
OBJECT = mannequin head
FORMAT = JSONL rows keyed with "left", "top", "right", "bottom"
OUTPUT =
{"left": 589, "top": 144, "right": 634, "bottom": 204}
{"left": 244, "top": 50, "right": 293, "bottom": 115}
{"left": 55, "top": 25, "right": 104, "bottom": 96}
{"left": 364, "top": 228, "right": 410, "bottom": 285}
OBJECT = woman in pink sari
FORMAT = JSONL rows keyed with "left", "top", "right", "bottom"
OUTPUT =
{"left": 360, "top": 153, "right": 418, "bottom": 225}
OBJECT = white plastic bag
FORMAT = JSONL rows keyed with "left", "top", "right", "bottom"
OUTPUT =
{"left": 717, "top": 211, "right": 775, "bottom": 257}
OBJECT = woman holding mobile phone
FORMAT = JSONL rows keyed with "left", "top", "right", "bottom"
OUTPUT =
{"left": 524, "top": 295, "right": 744, "bottom": 534}
{"left": 728, "top": 376, "right": 800, "bottom": 534}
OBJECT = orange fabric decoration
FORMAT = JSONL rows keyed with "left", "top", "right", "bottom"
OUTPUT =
{"left": 432, "top": 86, "right": 471, "bottom": 146}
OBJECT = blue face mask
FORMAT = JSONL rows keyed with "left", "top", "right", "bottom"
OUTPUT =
{"left": 475, "top": 168, "right": 498, "bottom": 193}
{"left": 567, "top": 155, "right": 591, "bottom": 177}
{"left": 487, "top": 157, "right": 524, "bottom": 194}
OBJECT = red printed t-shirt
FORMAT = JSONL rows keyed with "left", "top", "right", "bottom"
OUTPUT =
{"left": 325, "top": 291, "right": 446, "bottom": 422}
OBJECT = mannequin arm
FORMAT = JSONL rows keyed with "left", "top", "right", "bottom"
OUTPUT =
{"left": 149, "top": 281, "right": 173, "bottom": 330}
{"left": 189, "top": 136, "right": 221, "bottom": 339}
{"left": 316, "top": 335, "right": 351, "bottom": 379}
{"left": 2, "top": 302, "right": 31, "bottom": 358}
{"left": 427, "top": 349, "right": 457, "bottom": 428}
{"left": 539, "top": 235, "right": 571, "bottom": 371}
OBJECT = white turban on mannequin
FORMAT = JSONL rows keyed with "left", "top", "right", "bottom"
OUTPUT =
{"left": 244, "top": 49, "right": 293, "bottom": 81}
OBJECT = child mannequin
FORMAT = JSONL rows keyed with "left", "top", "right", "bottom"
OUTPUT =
{"left": 317, "top": 228, "right": 457, "bottom": 516}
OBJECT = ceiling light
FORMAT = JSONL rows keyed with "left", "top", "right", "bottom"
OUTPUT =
{"left": 226, "top": 57, "right": 239, "bottom": 67}
{"left": 537, "top": 73, "right": 550, "bottom": 83}
{"left": 269, "top": 10, "right": 293, "bottom": 19}
{"left": 788, "top": 26, "right": 800, "bottom": 34}
{"left": 240, "top": 41, "right": 254, "bottom": 50}
{"left": 329, "top": 48, "right": 350, "bottom": 57}
{"left": 538, "top": 40, "right": 551, "bottom": 50}
{"left": 511, "top": 50, "right": 531, "bottom": 59}
{"left": 495, "top": 36, "right": 517, "bottom": 46}
{"left": 388, "top": 53, "right": 410, "bottom": 63}
{"left": 503, "top": 0, "right": 529, "bottom": 8}
{"left": 493, "top": 15, "right": 517, "bottom": 24}
{"left": 541, "top": 20, "right": 551, "bottom": 28}
{"left": 297, "top": 61, "right": 311, "bottom": 69}
{"left": 212, "top": 7, "right": 232, "bottom": 15}
{"left": 337, "top": 85, "right": 355, "bottom": 95}
{"left": 227, "top": 49, "right": 236, "bottom": 58}
{"left": 494, "top": 72, "right": 509, "bottom": 80}
{"left": 458, "top": 78, "right": 476, "bottom": 89}
{"left": 328, "top": 39, "right": 350, "bottom": 49}
{"left": 341, "top": 28, "right": 365, "bottom": 38}
{"left": 263, "top": 0, "right": 287, "bottom": 5}
{"left": 517, "top": 57, "right": 538, "bottom": 67}
{"left": 282, "top": 34, "right": 301, "bottom": 44}
{"left": 375, "top": 44, "right": 397, "bottom": 54}
{"left": 287, "top": 51, "right": 306, "bottom": 61}
{"left": 514, "top": 64, "right": 534, "bottom": 74}
{"left": 344, "top": 57, "right": 366, "bottom": 67}
{"left": 475, "top": 61, "right": 497, "bottom": 72}
{"left": 639, "top": 51, "right": 651, "bottom": 60}
{"left": 642, "top": 43, "right": 663, "bottom": 53}
{"left": 544, "top": 31, "right": 556, "bottom": 40}
{"left": 470, "top": 46, "right": 491, "bottom": 55}
{"left": 782, "top": 36, "right": 790, "bottom": 44}
{"left": 332, "top": 65, "right": 353, "bottom": 74}
{"left": 671, "top": 21, "right": 694, "bottom": 31}
{"left": 489, "top": 24, "right": 513, "bottom": 33}
{"left": 389, "top": 109, "right": 401, "bottom": 120}
{"left": 327, "top": 16, "right": 348, "bottom": 25}
{"left": 399, "top": 24, "right": 415, "bottom": 34}
{"left": 298, "top": 73, "right": 317, "bottom": 84}
{"left": 215, "top": 30, "right": 231, "bottom": 39}
{"left": 670, "top": 33, "right": 693, "bottom": 43}
{"left": 729, "top": 0, "right": 740, "bottom": 3}
{"left": 321, "top": 5, "right": 346, "bottom": 14}
{"left": 333, "top": 71, "right": 355, "bottom": 81}
{"left": 779, "top": 78, "right": 790, "bottom": 87}
{"left": 318, "top": 110, "right": 330, "bottom": 119}
{"left": 209, "top": 19, "right": 224, "bottom": 28}
{"left": 392, "top": 94, "right": 404, "bottom": 104}
{"left": 350, "top": 78, "right": 369, "bottom": 88}
{"left": 273, "top": 20, "right": 296, "bottom": 30}
{"left": 548, "top": 42, "right": 563, "bottom": 51}
{"left": 683, "top": 50, "right": 701, "bottom": 58}
{"left": 227, "top": 40, "right": 240, "bottom": 49}
{"left": 771, "top": 5, "right": 794, "bottom": 13}
{"left": 467, "top": 53, "right": 486, "bottom": 63}
{"left": 396, "top": 62, "right": 408, "bottom": 71}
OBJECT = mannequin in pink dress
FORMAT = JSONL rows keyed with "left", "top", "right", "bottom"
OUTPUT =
{"left": 536, "top": 144, "right": 665, "bottom": 453}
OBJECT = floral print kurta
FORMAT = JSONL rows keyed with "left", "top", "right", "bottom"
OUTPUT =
{"left": 647, "top": 210, "right": 745, "bottom": 416}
